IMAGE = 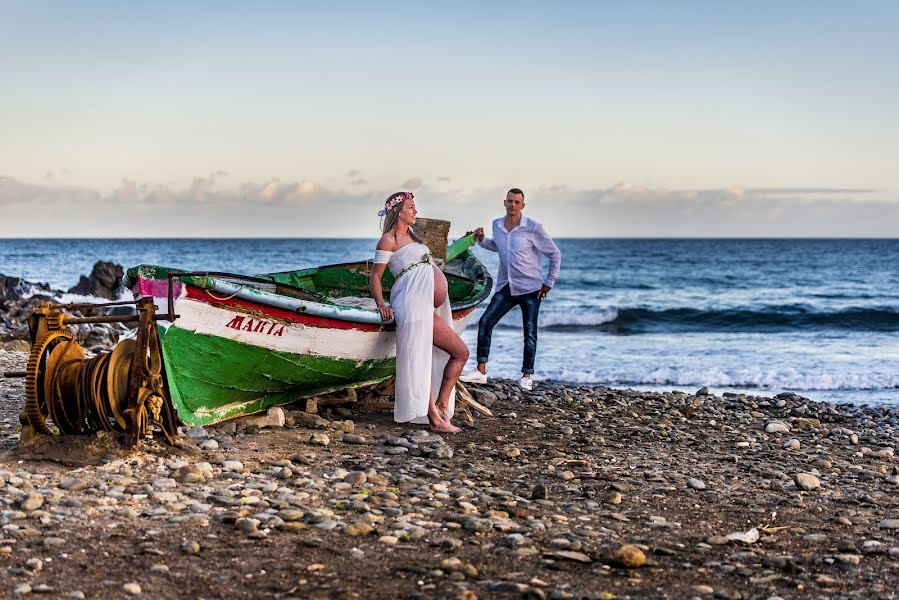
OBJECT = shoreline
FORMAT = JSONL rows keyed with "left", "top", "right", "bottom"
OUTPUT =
{"left": 2, "top": 349, "right": 899, "bottom": 598}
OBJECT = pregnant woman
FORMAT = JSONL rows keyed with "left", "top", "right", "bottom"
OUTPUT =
{"left": 369, "top": 192, "right": 468, "bottom": 433}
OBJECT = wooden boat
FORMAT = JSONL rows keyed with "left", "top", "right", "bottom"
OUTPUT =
{"left": 124, "top": 234, "right": 492, "bottom": 426}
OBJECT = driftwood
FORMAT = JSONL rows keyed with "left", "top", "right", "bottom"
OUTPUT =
{"left": 322, "top": 376, "right": 494, "bottom": 423}
{"left": 455, "top": 382, "right": 493, "bottom": 418}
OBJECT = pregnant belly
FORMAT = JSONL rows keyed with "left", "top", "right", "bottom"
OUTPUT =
{"left": 433, "top": 265, "right": 447, "bottom": 307}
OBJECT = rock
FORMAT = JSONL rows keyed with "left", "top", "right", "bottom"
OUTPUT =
{"left": 344, "top": 521, "right": 374, "bottom": 537}
{"left": 686, "top": 478, "right": 706, "bottom": 490}
{"left": 310, "top": 433, "right": 330, "bottom": 447}
{"left": 199, "top": 439, "right": 219, "bottom": 451}
{"left": 725, "top": 528, "right": 760, "bottom": 544}
{"left": 605, "top": 492, "right": 622, "bottom": 505}
{"left": 19, "top": 493, "right": 44, "bottom": 511}
{"left": 67, "top": 261, "right": 124, "bottom": 300}
{"left": 181, "top": 540, "right": 201, "bottom": 554}
{"left": 344, "top": 471, "right": 367, "bottom": 485}
{"left": 122, "top": 582, "right": 142, "bottom": 595}
{"left": 794, "top": 472, "right": 821, "bottom": 491}
{"left": 610, "top": 544, "right": 646, "bottom": 568}
{"left": 59, "top": 477, "right": 90, "bottom": 491}
{"left": 560, "top": 426, "right": 574, "bottom": 436}
{"left": 463, "top": 517, "right": 493, "bottom": 533}
{"left": 505, "top": 533, "right": 530, "bottom": 547}
{"left": 184, "top": 426, "right": 208, "bottom": 439}
{"left": 696, "top": 386, "right": 711, "bottom": 396}
{"left": 343, "top": 433, "right": 366, "bottom": 444}
{"left": 878, "top": 519, "right": 899, "bottom": 530}
{"left": 531, "top": 483, "right": 549, "bottom": 500}
{"left": 236, "top": 518, "right": 259, "bottom": 534}
{"left": 25, "top": 557, "right": 43, "bottom": 571}
{"left": 434, "top": 446, "right": 453, "bottom": 459}
{"left": 13, "top": 584, "right": 32, "bottom": 595}
{"left": 221, "top": 460, "right": 244, "bottom": 471}
{"left": 765, "top": 422, "right": 791, "bottom": 434}
{"left": 546, "top": 550, "right": 592, "bottom": 563}
{"left": 503, "top": 446, "right": 521, "bottom": 458}
{"left": 249, "top": 406, "right": 286, "bottom": 429}
{"left": 783, "top": 439, "right": 800, "bottom": 450}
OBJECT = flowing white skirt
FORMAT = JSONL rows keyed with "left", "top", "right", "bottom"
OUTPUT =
{"left": 391, "top": 262, "right": 455, "bottom": 424}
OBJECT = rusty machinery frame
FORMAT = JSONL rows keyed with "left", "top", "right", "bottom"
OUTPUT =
{"left": 5, "top": 297, "right": 180, "bottom": 451}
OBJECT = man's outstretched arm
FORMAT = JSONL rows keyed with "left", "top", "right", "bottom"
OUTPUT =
{"left": 474, "top": 227, "right": 498, "bottom": 252}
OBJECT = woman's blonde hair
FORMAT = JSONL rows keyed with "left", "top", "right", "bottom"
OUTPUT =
{"left": 382, "top": 192, "right": 422, "bottom": 242}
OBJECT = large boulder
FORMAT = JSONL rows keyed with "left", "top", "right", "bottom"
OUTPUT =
{"left": 67, "top": 262, "right": 124, "bottom": 300}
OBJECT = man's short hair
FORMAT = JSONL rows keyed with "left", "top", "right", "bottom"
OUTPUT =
{"left": 507, "top": 188, "right": 524, "bottom": 199}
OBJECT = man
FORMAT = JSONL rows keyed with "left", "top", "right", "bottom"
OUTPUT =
{"left": 460, "top": 188, "right": 561, "bottom": 391}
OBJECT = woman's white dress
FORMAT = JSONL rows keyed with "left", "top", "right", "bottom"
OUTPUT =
{"left": 377, "top": 243, "right": 455, "bottom": 424}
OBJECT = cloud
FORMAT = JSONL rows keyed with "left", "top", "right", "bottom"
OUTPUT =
{"left": 0, "top": 176, "right": 100, "bottom": 207}
{"left": 553, "top": 182, "right": 896, "bottom": 237}
{"left": 1, "top": 174, "right": 896, "bottom": 237}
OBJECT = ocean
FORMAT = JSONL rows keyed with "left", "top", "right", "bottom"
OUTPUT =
{"left": 2, "top": 238, "right": 897, "bottom": 406}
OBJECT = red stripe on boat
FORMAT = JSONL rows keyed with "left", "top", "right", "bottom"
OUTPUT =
{"left": 181, "top": 286, "right": 476, "bottom": 330}
{"left": 183, "top": 286, "right": 385, "bottom": 331}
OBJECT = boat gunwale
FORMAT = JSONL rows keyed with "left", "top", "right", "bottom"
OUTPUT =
{"left": 126, "top": 250, "right": 492, "bottom": 326}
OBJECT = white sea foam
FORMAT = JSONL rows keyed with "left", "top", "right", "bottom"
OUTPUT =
{"left": 538, "top": 308, "right": 619, "bottom": 327}
{"left": 549, "top": 365, "right": 899, "bottom": 392}
{"left": 17, "top": 280, "right": 131, "bottom": 305}
{"left": 490, "top": 306, "right": 619, "bottom": 329}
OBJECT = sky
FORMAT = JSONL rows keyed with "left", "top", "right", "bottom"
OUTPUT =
{"left": 1, "top": 1, "right": 898, "bottom": 237}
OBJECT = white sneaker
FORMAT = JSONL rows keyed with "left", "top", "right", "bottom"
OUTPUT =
{"left": 519, "top": 376, "right": 533, "bottom": 391}
{"left": 459, "top": 370, "right": 488, "bottom": 384}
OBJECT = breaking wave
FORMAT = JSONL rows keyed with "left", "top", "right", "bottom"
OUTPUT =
{"left": 495, "top": 305, "right": 899, "bottom": 333}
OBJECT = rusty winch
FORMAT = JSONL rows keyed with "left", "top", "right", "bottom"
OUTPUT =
{"left": 10, "top": 297, "right": 178, "bottom": 450}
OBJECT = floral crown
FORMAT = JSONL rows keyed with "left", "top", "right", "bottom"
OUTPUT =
{"left": 378, "top": 192, "right": 414, "bottom": 217}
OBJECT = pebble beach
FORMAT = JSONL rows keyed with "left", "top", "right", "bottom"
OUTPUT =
{"left": 2, "top": 349, "right": 899, "bottom": 599}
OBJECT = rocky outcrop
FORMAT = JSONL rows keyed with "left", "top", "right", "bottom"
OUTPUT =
{"left": 66, "top": 261, "right": 125, "bottom": 300}
{"left": 1, "top": 262, "right": 131, "bottom": 350}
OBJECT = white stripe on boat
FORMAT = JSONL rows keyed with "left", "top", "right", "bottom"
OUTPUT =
{"left": 172, "top": 298, "right": 398, "bottom": 361}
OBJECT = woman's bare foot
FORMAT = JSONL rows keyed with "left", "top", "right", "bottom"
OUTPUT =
{"left": 428, "top": 410, "right": 460, "bottom": 434}
{"left": 436, "top": 402, "right": 451, "bottom": 423}
{"left": 431, "top": 421, "right": 461, "bottom": 434}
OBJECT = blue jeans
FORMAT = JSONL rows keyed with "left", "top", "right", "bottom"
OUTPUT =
{"left": 476, "top": 285, "right": 541, "bottom": 374}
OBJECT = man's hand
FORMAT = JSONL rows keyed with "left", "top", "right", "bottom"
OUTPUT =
{"left": 537, "top": 284, "right": 551, "bottom": 300}
{"left": 473, "top": 227, "right": 485, "bottom": 242}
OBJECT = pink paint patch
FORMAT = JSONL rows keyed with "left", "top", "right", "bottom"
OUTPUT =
{"left": 136, "top": 277, "right": 182, "bottom": 299}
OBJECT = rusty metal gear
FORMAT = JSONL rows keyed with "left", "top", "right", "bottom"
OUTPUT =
{"left": 24, "top": 330, "right": 76, "bottom": 434}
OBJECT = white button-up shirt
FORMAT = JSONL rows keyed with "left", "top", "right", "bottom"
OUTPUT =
{"left": 477, "top": 215, "right": 561, "bottom": 296}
